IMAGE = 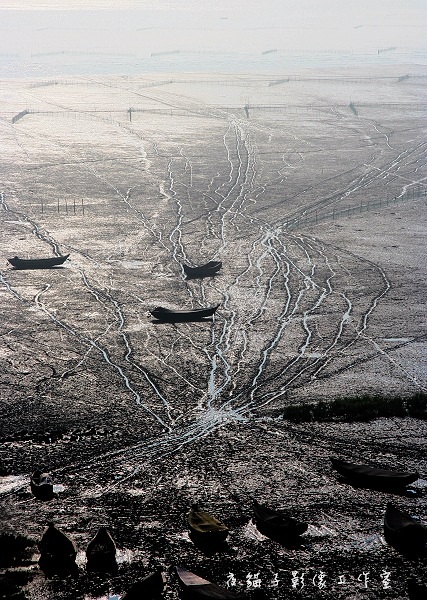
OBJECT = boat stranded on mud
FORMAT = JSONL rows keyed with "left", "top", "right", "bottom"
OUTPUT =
{"left": 384, "top": 503, "right": 427, "bottom": 554}
{"left": 30, "top": 470, "right": 54, "bottom": 501}
{"left": 176, "top": 566, "right": 248, "bottom": 600}
{"left": 122, "top": 570, "right": 165, "bottom": 599}
{"left": 151, "top": 304, "right": 220, "bottom": 322}
{"left": 7, "top": 254, "right": 70, "bottom": 269}
{"left": 183, "top": 260, "right": 222, "bottom": 279}
{"left": 330, "top": 457, "right": 419, "bottom": 488}
{"left": 253, "top": 499, "right": 308, "bottom": 540}
{"left": 188, "top": 504, "right": 229, "bottom": 544}
{"left": 26, "top": 453, "right": 424, "bottom": 596}
{"left": 86, "top": 527, "right": 118, "bottom": 572}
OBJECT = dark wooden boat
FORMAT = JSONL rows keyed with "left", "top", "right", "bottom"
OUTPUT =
{"left": 176, "top": 567, "right": 248, "bottom": 599}
{"left": 330, "top": 457, "right": 419, "bottom": 487}
{"left": 122, "top": 570, "right": 165, "bottom": 599}
{"left": 38, "top": 523, "right": 77, "bottom": 563}
{"left": 30, "top": 470, "right": 54, "bottom": 501}
{"left": 86, "top": 527, "right": 117, "bottom": 564}
{"left": 151, "top": 304, "right": 219, "bottom": 322}
{"left": 253, "top": 500, "right": 308, "bottom": 538}
{"left": 8, "top": 254, "right": 70, "bottom": 269}
{"left": 183, "top": 261, "right": 222, "bottom": 278}
{"left": 188, "top": 505, "right": 229, "bottom": 543}
{"left": 384, "top": 503, "right": 427, "bottom": 553}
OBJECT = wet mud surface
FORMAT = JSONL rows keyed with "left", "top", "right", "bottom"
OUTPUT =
{"left": 1, "top": 67, "right": 426, "bottom": 598}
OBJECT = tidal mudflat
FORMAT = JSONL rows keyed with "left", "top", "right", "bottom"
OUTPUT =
{"left": 1, "top": 66, "right": 426, "bottom": 599}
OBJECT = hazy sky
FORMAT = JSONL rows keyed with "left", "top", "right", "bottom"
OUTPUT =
{"left": 1, "top": 0, "right": 425, "bottom": 76}
{"left": 1, "top": 0, "right": 425, "bottom": 21}
{"left": 2, "top": 1, "right": 426, "bottom": 39}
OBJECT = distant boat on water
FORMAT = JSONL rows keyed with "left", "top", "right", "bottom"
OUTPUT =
{"left": 8, "top": 254, "right": 70, "bottom": 269}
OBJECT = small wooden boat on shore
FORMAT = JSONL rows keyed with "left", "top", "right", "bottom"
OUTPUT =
{"left": 8, "top": 254, "right": 70, "bottom": 269}
{"left": 30, "top": 470, "right": 54, "bottom": 501}
{"left": 330, "top": 457, "right": 419, "bottom": 488}
{"left": 183, "top": 261, "right": 222, "bottom": 279}
{"left": 384, "top": 503, "right": 427, "bottom": 553}
{"left": 151, "top": 304, "right": 219, "bottom": 322}
{"left": 176, "top": 567, "right": 248, "bottom": 599}
{"left": 86, "top": 527, "right": 117, "bottom": 566}
{"left": 188, "top": 505, "right": 229, "bottom": 544}
{"left": 38, "top": 523, "right": 77, "bottom": 564}
{"left": 122, "top": 570, "right": 165, "bottom": 599}
{"left": 253, "top": 500, "right": 308, "bottom": 539}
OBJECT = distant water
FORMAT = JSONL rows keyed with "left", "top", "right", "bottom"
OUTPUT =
{"left": 2, "top": 49, "right": 426, "bottom": 80}
{"left": 0, "top": 2, "right": 426, "bottom": 77}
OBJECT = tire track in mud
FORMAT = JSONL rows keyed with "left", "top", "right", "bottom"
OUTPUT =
{"left": 242, "top": 107, "right": 427, "bottom": 227}
{"left": 154, "top": 142, "right": 241, "bottom": 408}
{"left": 45, "top": 101, "right": 286, "bottom": 448}
{"left": 233, "top": 232, "right": 424, "bottom": 409}
{"left": 135, "top": 115, "right": 259, "bottom": 410}
{"left": 3, "top": 90, "right": 417, "bottom": 489}
{"left": 249, "top": 245, "right": 376, "bottom": 407}
{"left": 203, "top": 119, "right": 263, "bottom": 407}
{"left": 31, "top": 283, "right": 171, "bottom": 430}
{"left": 3, "top": 96, "right": 229, "bottom": 428}
{"left": 1, "top": 191, "right": 175, "bottom": 429}
{"left": 181, "top": 202, "right": 391, "bottom": 419}
{"left": 281, "top": 152, "right": 414, "bottom": 230}
{"left": 88, "top": 102, "right": 407, "bottom": 470}
{"left": 0, "top": 190, "right": 63, "bottom": 256}
{"left": 78, "top": 269, "right": 174, "bottom": 426}
{"left": 3, "top": 105, "right": 212, "bottom": 423}
{"left": 218, "top": 234, "right": 353, "bottom": 414}
{"left": 308, "top": 241, "right": 426, "bottom": 391}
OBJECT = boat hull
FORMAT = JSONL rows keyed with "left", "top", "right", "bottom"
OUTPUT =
{"left": 38, "top": 523, "right": 77, "bottom": 564}
{"left": 8, "top": 254, "right": 70, "bottom": 269}
{"left": 122, "top": 570, "right": 165, "bottom": 599}
{"left": 151, "top": 305, "right": 219, "bottom": 322}
{"left": 176, "top": 567, "right": 248, "bottom": 599}
{"left": 86, "top": 527, "right": 117, "bottom": 571}
{"left": 253, "top": 501, "right": 308, "bottom": 539}
{"left": 384, "top": 504, "right": 427, "bottom": 553}
{"left": 330, "top": 457, "right": 419, "bottom": 487}
{"left": 184, "top": 261, "right": 222, "bottom": 279}
{"left": 30, "top": 471, "right": 54, "bottom": 501}
{"left": 188, "top": 508, "right": 229, "bottom": 544}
